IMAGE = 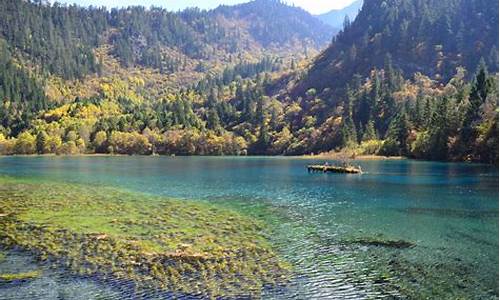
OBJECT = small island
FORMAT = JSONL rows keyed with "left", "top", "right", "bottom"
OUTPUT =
{"left": 307, "top": 164, "right": 363, "bottom": 174}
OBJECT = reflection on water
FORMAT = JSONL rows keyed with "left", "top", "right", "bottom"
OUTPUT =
{"left": 0, "top": 157, "right": 498, "bottom": 299}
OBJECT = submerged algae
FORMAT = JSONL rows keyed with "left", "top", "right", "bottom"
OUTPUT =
{"left": 0, "top": 270, "right": 41, "bottom": 282}
{"left": 0, "top": 176, "right": 290, "bottom": 298}
{"left": 345, "top": 237, "right": 415, "bottom": 249}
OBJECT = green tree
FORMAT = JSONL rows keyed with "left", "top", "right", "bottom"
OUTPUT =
{"left": 428, "top": 97, "right": 450, "bottom": 160}
{"left": 93, "top": 131, "right": 108, "bottom": 153}
{"left": 380, "top": 111, "right": 410, "bottom": 156}
{"left": 14, "top": 132, "right": 36, "bottom": 154}
{"left": 465, "top": 59, "right": 490, "bottom": 125}
{"left": 362, "top": 119, "right": 377, "bottom": 141}
{"left": 36, "top": 131, "right": 49, "bottom": 154}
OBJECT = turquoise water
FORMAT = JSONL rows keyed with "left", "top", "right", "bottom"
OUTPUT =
{"left": 0, "top": 156, "right": 498, "bottom": 299}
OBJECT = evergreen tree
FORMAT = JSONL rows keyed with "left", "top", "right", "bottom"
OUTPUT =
{"left": 362, "top": 119, "right": 377, "bottom": 141}
{"left": 36, "top": 131, "right": 48, "bottom": 154}
{"left": 381, "top": 111, "right": 410, "bottom": 156}
{"left": 465, "top": 59, "right": 490, "bottom": 125}
{"left": 428, "top": 97, "right": 450, "bottom": 160}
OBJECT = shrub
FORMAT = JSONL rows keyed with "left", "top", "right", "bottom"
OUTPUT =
{"left": 14, "top": 132, "right": 36, "bottom": 154}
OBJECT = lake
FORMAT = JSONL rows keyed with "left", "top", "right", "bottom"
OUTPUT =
{"left": 0, "top": 156, "right": 498, "bottom": 299}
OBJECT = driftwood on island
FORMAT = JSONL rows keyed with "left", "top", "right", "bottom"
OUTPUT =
{"left": 307, "top": 164, "right": 363, "bottom": 174}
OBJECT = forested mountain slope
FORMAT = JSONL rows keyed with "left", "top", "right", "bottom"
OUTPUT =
{"left": 214, "top": 0, "right": 333, "bottom": 47}
{"left": 0, "top": 0, "right": 331, "bottom": 142}
{"left": 0, "top": 0, "right": 497, "bottom": 164}
{"left": 295, "top": 0, "right": 499, "bottom": 97}
{"left": 0, "top": 0, "right": 333, "bottom": 80}
{"left": 276, "top": 0, "right": 499, "bottom": 163}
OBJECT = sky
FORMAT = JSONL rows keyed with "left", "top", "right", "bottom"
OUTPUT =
{"left": 50, "top": 0, "right": 356, "bottom": 15}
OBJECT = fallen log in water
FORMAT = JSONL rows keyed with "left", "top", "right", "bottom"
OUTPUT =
{"left": 307, "top": 165, "right": 363, "bottom": 174}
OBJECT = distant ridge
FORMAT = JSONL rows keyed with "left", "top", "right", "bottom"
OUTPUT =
{"left": 316, "top": 0, "right": 363, "bottom": 30}
{"left": 214, "top": 0, "right": 334, "bottom": 47}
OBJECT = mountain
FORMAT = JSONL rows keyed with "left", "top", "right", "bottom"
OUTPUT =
{"left": 0, "top": 0, "right": 497, "bottom": 164}
{"left": 0, "top": 0, "right": 333, "bottom": 147}
{"left": 214, "top": 0, "right": 334, "bottom": 47}
{"left": 295, "top": 0, "right": 499, "bottom": 97}
{"left": 0, "top": 0, "right": 334, "bottom": 80}
{"left": 316, "top": 0, "right": 363, "bottom": 30}
{"left": 278, "top": 0, "right": 498, "bottom": 163}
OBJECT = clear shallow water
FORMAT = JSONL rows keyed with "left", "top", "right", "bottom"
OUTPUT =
{"left": 0, "top": 156, "right": 498, "bottom": 299}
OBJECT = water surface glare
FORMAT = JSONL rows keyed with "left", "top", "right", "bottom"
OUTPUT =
{"left": 0, "top": 156, "right": 498, "bottom": 299}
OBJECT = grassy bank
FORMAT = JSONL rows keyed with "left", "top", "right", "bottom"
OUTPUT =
{"left": 0, "top": 176, "right": 289, "bottom": 298}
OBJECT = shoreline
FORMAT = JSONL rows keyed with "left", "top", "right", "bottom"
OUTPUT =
{"left": 299, "top": 154, "right": 406, "bottom": 161}
{"left": 0, "top": 153, "right": 406, "bottom": 160}
{"left": 0, "top": 154, "right": 494, "bottom": 165}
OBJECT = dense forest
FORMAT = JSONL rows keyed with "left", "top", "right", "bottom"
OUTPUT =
{"left": 0, "top": 0, "right": 331, "bottom": 79}
{"left": 297, "top": 0, "right": 499, "bottom": 96}
{"left": 0, "top": 0, "right": 498, "bottom": 164}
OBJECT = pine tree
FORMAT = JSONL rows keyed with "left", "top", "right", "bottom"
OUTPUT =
{"left": 362, "top": 119, "right": 377, "bottom": 141}
{"left": 429, "top": 97, "right": 450, "bottom": 160}
{"left": 465, "top": 59, "right": 490, "bottom": 125}
{"left": 36, "top": 131, "right": 48, "bottom": 154}
{"left": 384, "top": 111, "right": 410, "bottom": 155}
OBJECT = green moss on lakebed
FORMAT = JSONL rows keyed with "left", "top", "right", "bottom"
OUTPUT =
{"left": 0, "top": 270, "right": 41, "bottom": 282}
{"left": 0, "top": 176, "right": 290, "bottom": 298}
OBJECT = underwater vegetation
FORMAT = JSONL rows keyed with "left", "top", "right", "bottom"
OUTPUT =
{"left": 352, "top": 245, "right": 499, "bottom": 299}
{"left": 401, "top": 207, "right": 499, "bottom": 219}
{"left": 337, "top": 230, "right": 499, "bottom": 299}
{"left": 0, "top": 270, "right": 41, "bottom": 282}
{"left": 0, "top": 176, "right": 290, "bottom": 298}
{"left": 342, "top": 236, "right": 415, "bottom": 249}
